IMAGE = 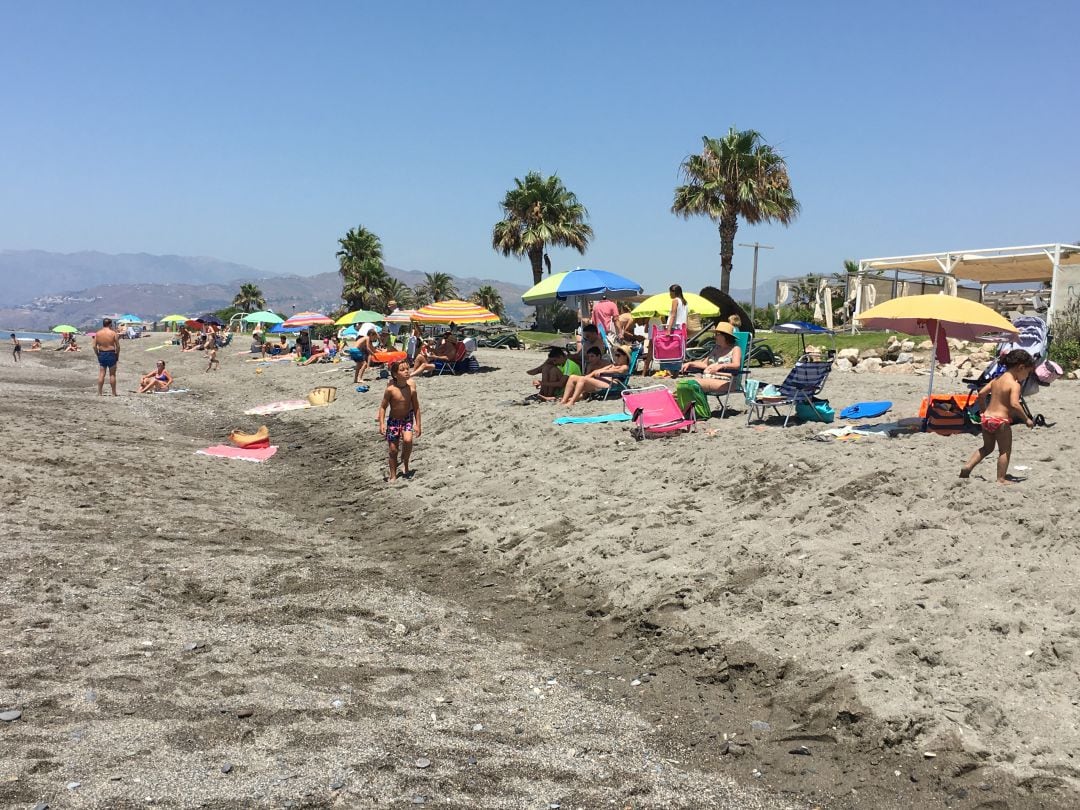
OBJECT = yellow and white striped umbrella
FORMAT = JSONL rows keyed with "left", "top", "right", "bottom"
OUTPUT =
{"left": 413, "top": 300, "right": 499, "bottom": 324}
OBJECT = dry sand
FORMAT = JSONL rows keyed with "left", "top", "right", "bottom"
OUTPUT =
{"left": 1, "top": 341, "right": 1078, "bottom": 809}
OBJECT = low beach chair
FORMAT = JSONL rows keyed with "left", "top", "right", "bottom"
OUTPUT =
{"left": 596, "top": 345, "right": 640, "bottom": 400}
{"left": 745, "top": 360, "right": 833, "bottom": 427}
{"left": 712, "top": 329, "right": 751, "bottom": 418}
{"left": 621, "top": 385, "right": 696, "bottom": 440}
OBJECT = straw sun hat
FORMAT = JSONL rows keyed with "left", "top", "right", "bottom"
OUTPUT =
{"left": 714, "top": 322, "right": 736, "bottom": 337}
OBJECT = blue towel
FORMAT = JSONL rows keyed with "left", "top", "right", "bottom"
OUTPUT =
{"left": 553, "top": 413, "right": 632, "bottom": 425}
{"left": 840, "top": 401, "right": 892, "bottom": 419}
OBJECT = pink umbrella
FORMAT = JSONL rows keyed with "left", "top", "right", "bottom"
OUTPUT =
{"left": 282, "top": 311, "right": 333, "bottom": 328}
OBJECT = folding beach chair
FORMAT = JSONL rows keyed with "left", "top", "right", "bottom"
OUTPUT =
{"left": 712, "top": 329, "right": 751, "bottom": 418}
{"left": 597, "top": 345, "right": 640, "bottom": 400}
{"left": 745, "top": 360, "right": 833, "bottom": 427}
{"left": 434, "top": 341, "right": 468, "bottom": 376}
{"left": 621, "top": 385, "right": 696, "bottom": 440}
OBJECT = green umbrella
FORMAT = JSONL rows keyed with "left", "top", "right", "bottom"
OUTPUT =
{"left": 335, "top": 309, "right": 386, "bottom": 326}
{"left": 51, "top": 325, "right": 79, "bottom": 333}
{"left": 161, "top": 314, "right": 189, "bottom": 323}
{"left": 242, "top": 310, "right": 284, "bottom": 324}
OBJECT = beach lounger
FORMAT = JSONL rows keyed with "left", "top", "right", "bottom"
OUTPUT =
{"left": 745, "top": 360, "right": 833, "bottom": 427}
{"left": 621, "top": 385, "right": 695, "bottom": 440}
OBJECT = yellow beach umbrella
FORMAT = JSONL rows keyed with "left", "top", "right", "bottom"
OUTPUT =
{"left": 413, "top": 299, "right": 500, "bottom": 324}
{"left": 631, "top": 292, "right": 720, "bottom": 319}
{"left": 160, "top": 314, "right": 188, "bottom": 323}
{"left": 856, "top": 294, "right": 1017, "bottom": 427}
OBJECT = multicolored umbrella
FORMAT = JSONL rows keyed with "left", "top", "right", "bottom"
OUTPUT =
{"left": 335, "top": 309, "right": 385, "bottom": 326}
{"left": 282, "top": 311, "right": 333, "bottom": 328}
{"left": 51, "top": 324, "right": 79, "bottom": 333}
{"left": 522, "top": 268, "right": 642, "bottom": 304}
{"left": 385, "top": 309, "right": 418, "bottom": 324}
{"left": 160, "top": 314, "right": 189, "bottom": 323}
{"left": 242, "top": 310, "right": 284, "bottom": 324}
{"left": 413, "top": 300, "right": 500, "bottom": 324}
{"left": 631, "top": 292, "right": 720, "bottom": 319}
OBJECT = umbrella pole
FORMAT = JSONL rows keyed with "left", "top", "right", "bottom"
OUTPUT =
{"left": 923, "top": 321, "right": 941, "bottom": 432}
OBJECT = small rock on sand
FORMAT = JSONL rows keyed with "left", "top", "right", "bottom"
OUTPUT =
{"left": 0, "top": 710, "right": 22, "bottom": 722}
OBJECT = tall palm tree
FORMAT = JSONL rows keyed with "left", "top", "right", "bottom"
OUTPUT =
{"left": 232, "top": 283, "right": 266, "bottom": 313}
{"left": 672, "top": 128, "right": 800, "bottom": 294}
{"left": 470, "top": 285, "right": 505, "bottom": 317}
{"left": 412, "top": 284, "right": 432, "bottom": 308}
{"left": 492, "top": 172, "right": 593, "bottom": 287}
{"left": 419, "top": 272, "right": 459, "bottom": 302}
{"left": 337, "top": 225, "right": 386, "bottom": 309}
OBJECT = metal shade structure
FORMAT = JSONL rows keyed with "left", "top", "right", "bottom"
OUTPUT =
{"left": 413, "top": 300, "right": 500, "bottom": 324}
{"left": 242, "top": 310, "right": 284, "bottom": 324}
{"left": 631, "top": 292, "right": 720, "bottom": 319}
{"left": 281, "top": 311, "right": 333, "bottom": 328}
{"left": 335, "top": 309, "right": 385, "bottom": 326}
{"left": 856, "top": 295, "right": 1017, "bottom": 428}
{"left": 521, "top": 268, "right": 643, "bottom": 304}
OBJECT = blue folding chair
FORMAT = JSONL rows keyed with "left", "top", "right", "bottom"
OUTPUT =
{"left": 745, "top": 360, "right": 832, "bottom": 427}
{"left": 597, "top": 345, "right": 640, "bottom": 400}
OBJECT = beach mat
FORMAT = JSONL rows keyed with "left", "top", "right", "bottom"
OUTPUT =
{"left": 196, "top": 444, "right": 278, "bottom": 462}
{"left": 553, "top": 413, "right": 632, "bottom": 426}
{"left": 153, "top": 388, "right": 190, "bottom": 394}
{"left": 245, "top": 356, "right": 292, "bottom": 364}
{"left": 840, "top": 401, "right": 892, "bottom": 419}
{"left": 144, "top": 344, "right": 171, "bottom": 351}
{"left": 244, "top": 399, "right": 311, "bottom": 415}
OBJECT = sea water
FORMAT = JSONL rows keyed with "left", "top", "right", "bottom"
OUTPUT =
{"left": 7, "top": 331, "right": 62, "bottom": 342}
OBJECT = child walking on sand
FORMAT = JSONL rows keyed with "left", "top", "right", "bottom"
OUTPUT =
{"left": 377, "top": 359, "right": 421, "bottom": 482}
{"left": 205, "top": 345, "right": 219, "bottom": 372}
{"left": 960, "top": 349, "right": 1036, "bottom": 483}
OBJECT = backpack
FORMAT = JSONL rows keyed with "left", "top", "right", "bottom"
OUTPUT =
{"left": 675, "top": 378, "right": 712, "bottom": 420}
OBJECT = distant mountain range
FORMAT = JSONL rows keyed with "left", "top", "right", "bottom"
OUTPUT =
{"left": 0, "top": 250, "right": 532, "bottom": 330}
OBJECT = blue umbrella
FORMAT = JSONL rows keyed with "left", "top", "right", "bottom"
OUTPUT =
{"left": 522, "top": 268, "right": 643, "bottom": 303}
{"left": 268, "top": 323, "right": 304, "bottom": 334}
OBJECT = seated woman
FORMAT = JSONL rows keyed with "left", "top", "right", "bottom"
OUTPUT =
{"left": 137, "top": 360, "right": 173, "bottom": 393}
{"left": 30, "top": 338, "right": 42, "bottom": 351}
{"left": 64, "top": 336, "right": 80, "bottom": 352}
{"left": 300, "top": 338, "right": 330, "bottom": 366}
{"left": 560, "top": 345, "right": 631, "bottom": 406}
{"left": 691, "top": 323, "right": 743, "bottom": 395}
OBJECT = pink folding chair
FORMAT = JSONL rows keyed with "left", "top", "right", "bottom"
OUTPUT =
{"left": 621, "top": 385, "right": 696, "bottom": 440}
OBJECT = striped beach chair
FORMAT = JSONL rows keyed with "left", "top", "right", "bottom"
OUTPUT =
{"left": 745, "top": 360, "right": 833, "bottom": 427}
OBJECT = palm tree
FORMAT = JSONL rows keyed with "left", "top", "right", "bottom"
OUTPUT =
{"left": 381, "top": 278, "right": 414, "bottom": 310}
{"left": 232, "top": 283, "right": 266, "bottom": 313}
{"left": 412, "top": 284, "right": 432, "bottom": 308}
{"left": 492, "top": 171, "right": 593, "bottom": 287}
{"left": 470, "top": 285, "right": 505, "bottom": 317}
{"left": 419, "top": 272, "right": 459, "bottom": 302}
{"left": 672, "top": 128, "right": 800, "bottom": 294}
{"left": 337, "top": 225, "right": 387, "bottom": 309}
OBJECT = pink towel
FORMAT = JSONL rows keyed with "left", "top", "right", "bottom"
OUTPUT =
{"left": 196, "top": 445, "right": 279, "bottom": 462}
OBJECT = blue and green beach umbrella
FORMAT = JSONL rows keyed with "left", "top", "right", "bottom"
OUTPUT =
{"left": 521, "top": 268, "right": 642, "bottom": 304}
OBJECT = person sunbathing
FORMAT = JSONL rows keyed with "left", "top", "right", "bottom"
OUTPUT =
{"left": 137, "top": 360, "right": 173, "bottom": 393}
{"left": 691, "top": 323, "right": 742, "bottom": 395}
{"left": 560, "top": 346, "right": 631, "bottom": 406}
{"left": 527, "top": 347, "right": 581, "bottom": 401}
{"left": 300, "top": 339, "right": 330, "bottom": 365}
{"left": 30, "top": 338, "right": 42, "bottom": 351}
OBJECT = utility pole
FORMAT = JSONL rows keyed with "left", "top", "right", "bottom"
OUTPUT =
{"left": 738, "top": 242, "right": 774, "bottom": 319}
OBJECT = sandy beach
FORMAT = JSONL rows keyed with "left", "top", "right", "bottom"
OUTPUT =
{"left": 2, "top": 343, "right": 1078, "bottom": 809}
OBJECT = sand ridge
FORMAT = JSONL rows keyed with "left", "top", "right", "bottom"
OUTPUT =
{"left": 2, "top": 344, "right": 1078, "bottom": 808}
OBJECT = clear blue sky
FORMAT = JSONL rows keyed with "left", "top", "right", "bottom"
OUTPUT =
{"left": 2, "top": 0, "right": 1077, "bottom": 295}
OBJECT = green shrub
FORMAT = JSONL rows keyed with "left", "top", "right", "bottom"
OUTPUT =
{"left": 1050, "top": 296, "right": 1080, "bottom": 371}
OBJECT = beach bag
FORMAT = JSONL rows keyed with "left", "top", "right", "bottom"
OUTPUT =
{"left": 651, "top": 324, "right": 686, "bottom": 362}
{"left": 922, "top": 396, "right": 972, "bottom": 435}
{"left": 795, "top": 398, "right": 835, "bottom": 423}
{"left": 675, "top": 378, "right": 712, "bottom": 420}
{"left": 1035, "top": 360, "right": 1062, "bottom": 385}
{"left": 307, "top": 386, "right": 337, "bottom": 407}
{"left": 229, "top": 425, "right": 270, "bottom": 449}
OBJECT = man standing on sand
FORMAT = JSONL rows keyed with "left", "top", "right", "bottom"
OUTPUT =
{"left": 93, "top": 317, "right": 120, "bottom": 396}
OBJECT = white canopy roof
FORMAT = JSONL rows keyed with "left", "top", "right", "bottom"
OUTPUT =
{"left": 861, "top": 243, "right": 1080, "bottom": 284}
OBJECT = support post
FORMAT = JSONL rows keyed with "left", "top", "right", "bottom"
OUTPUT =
{"left": 739, "top": 242, "right": 774, "bottom": 320}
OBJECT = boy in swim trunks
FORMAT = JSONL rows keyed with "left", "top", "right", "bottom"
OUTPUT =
{"left": 960, "top": 349, "right": 1036, "bottom": 483}
{"left": 377, "top": 359, "right": 421, "bottom": 482}
{"left": 10, "top": 333, "right": 20, "bottom": 362}
{"left": 93, "top": 317, "right": 120, "bottom": 396}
